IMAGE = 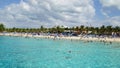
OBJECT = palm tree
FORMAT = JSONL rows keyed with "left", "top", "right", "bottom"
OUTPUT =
{"left": 114, "top": 26, "right": 120, "bottom": 32}
{"left": 106, "top": 26, "right": 112, "bottom": 35}
{"left": 94, "top": 27, "right": 99, "bottom": 34}
{"left": 0, "top": 24, "right": 5, "bottom": 32}
{"left": 100, "top": 25, "right": 105, "bottom": 34}
{"left": 75, "top": 26, "right": 79, "bottom": 31}
{"left": 80, "top": 25, "right": 84, "bottom": 31}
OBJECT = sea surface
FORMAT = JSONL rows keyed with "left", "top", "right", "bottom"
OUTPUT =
{"left": 0, "top": 36, "right": 120, "bottom": 68}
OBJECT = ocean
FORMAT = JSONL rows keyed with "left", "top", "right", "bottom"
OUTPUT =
{"left": 0, "top": 36, "right": 120, "bottom": 68}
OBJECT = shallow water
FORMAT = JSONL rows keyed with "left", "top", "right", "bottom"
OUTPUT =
{"left": 0, "top": 36, "right": 120, "bottom": 68}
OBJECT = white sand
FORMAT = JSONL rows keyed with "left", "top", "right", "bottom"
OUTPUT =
{"left": 0, "top": 32, "right": 120, "bottom": 42}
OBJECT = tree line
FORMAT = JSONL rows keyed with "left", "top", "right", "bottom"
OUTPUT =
{"left": 0, "top": 23, "right": 120, "bottom": 35}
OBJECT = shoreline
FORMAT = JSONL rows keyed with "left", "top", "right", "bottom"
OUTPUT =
{"left": 0, "top": 32, "right": 120, "bottom": 42}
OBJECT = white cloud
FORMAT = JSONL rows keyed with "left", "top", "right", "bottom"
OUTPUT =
{"left": 105, "top": 16, "right": 120, "bottom": 26}
{"left": 100, "top": 0, "right": 120, "bottom": 10}
{"left": 92, "top": 16, "right": 120, "bottom": 27}
{"left": 0, "top": 0, "right": 95, "bottom": 28}
{"left": 100, "top": 0, "right": 120, "bottom": 26}
{"left": 101, "top": 9, "right": 110, "bottom": 18}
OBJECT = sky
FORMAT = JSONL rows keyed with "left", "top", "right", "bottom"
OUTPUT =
{"left": 0, "top": 0, "right": 120, "bottom": 28}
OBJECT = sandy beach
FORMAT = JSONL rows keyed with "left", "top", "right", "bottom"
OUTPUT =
{"left": 0, "top": 32, "right": 120, "bottom": 42}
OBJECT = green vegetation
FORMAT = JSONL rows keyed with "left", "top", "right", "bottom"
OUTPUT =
{"left": 0, "top": 23, "right": 120, "bottom": 35}
{"left": 0, "top": 24, "right": 5, "bottom": 32}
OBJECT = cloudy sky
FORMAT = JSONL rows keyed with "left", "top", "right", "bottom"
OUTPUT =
{"left": 0, "top": 0, "right": 120, "bottom": 28}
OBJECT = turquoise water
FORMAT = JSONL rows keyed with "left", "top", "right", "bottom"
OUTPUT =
{"left": 0, "top": 36, "right": 120, "bottom": 68}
